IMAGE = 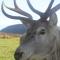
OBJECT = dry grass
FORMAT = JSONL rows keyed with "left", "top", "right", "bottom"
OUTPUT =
{"left": 0, "top": 36, "right": 20, "bottom": 60}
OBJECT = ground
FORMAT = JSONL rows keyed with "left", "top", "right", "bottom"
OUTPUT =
{"left": 0, "top": 36, "right": 19, "bottom": 60}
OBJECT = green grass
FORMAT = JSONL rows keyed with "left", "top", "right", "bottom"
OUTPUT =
{"left": 0, "top": 37, "right": 20, "bottom": 60}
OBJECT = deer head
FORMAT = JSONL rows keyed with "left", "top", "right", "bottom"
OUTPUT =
{"left": 1, "top": 0, "right": 60, "bottom": 42}
{"left": 1, "top": 0, "right": 60, "bottom": 59}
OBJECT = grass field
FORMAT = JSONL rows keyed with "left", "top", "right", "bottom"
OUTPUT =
{"left": 0, "top": 36, "right": 20, "bottom": 60}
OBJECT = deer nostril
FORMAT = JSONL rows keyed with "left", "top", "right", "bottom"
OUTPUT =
{"left": 14, "top": 52, "right": 23, "bottom": 60}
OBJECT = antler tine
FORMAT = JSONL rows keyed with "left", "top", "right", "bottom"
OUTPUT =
{"left": 14, "top": 0, "right": 32, "bottom": 18}
{"left": 3, "top": 0, "right": 32, "bottom": 19}
{"left": 48, "top": 3, "right": 60, "bottom": 17}
{"left": 45, "top": 0, "right": 54, "bottom": 13}
{"left": 27, "top": 0, "right": 44, "bottom": 17}
{"left": 1, "top": 2, "right": 33, "bottom": 24}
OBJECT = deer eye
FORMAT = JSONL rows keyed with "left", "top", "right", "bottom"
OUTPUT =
{"left": 38, "top": 29, "right": 46, "bottom": 35}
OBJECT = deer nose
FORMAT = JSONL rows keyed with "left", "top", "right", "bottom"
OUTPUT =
{"left": 14, "top": 51, "right": 23, "bottom": 60}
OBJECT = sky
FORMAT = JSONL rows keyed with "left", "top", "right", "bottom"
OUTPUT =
{"left": 0, "top": 0, "right": 60, "bottom": 30}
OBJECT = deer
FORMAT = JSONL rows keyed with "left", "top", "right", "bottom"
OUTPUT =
{"left": 1, "top": 0, "right": 60, "bottom": 60}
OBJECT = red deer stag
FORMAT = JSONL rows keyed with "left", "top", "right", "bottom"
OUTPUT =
{"left": 1, "top": 0, "right": 60, "bottom": 60}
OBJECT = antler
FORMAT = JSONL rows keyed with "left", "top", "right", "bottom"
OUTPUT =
{"left": 1, "top": 0, "right": 35, "bottom": 26}
{"left": 45, "top": 0, "right": 54, "bottom": 13}
{"left": 41, "top": 0, "right": 60, "bottom": 19}
{"left": 27, "top": 0, "right": 44, "bottom": 17}
{"left": 48, "top": 3, "right": 60, "bottom": 16}
{"left": 41, "top": 0, "right": 54, "bottom": 19}
{"left": 44, "top": 3, "right": 60, "bottom": 19}
{"left": 3, "top": 0, "right": 32, "bottom": 19}
{"left": 1, "top": 0, "right": 60, "bottom": 23}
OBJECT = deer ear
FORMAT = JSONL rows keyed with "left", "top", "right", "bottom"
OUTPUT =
{"left": 22, "top": 20, "right": 35, "bottom": 29}
{"left": 22, "top": 21, "right": 31, "bottom": 28}
{"left": 49, "top": 13, "right": 57, "bottom": 26}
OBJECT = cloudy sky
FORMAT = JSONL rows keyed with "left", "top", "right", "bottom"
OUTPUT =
{"left": 0, "top": 0, "right": 60, "bottom": 30}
